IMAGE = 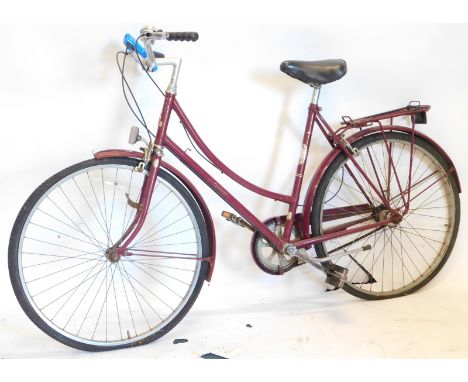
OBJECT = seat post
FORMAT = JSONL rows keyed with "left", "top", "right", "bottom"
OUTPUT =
{"left": 311, "top": 85, "right": 321, "bottom": 105}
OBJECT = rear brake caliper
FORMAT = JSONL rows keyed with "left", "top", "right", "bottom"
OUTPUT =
{"left": 341, "top": 134, "right": 359, "bottom": 156}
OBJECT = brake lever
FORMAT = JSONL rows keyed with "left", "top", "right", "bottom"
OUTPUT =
{"left": 140, "top": 26, "right": 166, "bottom": 41}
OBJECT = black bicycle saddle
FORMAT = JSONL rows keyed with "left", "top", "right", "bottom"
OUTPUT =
{"left": 280, "top": 59, "right": 347, "bottom": 86}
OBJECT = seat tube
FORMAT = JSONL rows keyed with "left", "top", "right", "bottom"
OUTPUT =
{"left": 282, "top": 87, "right": 320, "bottom": 240}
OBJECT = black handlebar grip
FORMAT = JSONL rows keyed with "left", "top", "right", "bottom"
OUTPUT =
{"left": 166, "top": 32, "right": 199, "bottom": 42}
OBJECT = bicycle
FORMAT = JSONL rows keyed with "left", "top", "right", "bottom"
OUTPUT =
{"left": 8, "top": 26, "right": 461, "bottom": 351}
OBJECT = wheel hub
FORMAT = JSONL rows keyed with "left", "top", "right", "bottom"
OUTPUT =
{"left": 105, "top": 248, "right": 121, "bottom": 263}
{"left": 375, "top": 208, "right": 402, "bottom": 227}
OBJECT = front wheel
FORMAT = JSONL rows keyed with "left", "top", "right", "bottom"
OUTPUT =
{"left": 311, "top": 132, "right": 460, "bottom": 300}
{"left": 9, "top": 157, "right": 210, "bottom": 351}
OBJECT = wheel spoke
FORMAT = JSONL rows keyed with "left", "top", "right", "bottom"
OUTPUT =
{"left": 317, "top": 135, "right": 456, "bottom": 297}
{"left": 73, "top": 178, "right": 110, "bottom": 244}
{"left": 13, "top": 161, "right": 204, "bottom": 348}
{"left": 51, "top": 258, "right": 106, "bottom": 321}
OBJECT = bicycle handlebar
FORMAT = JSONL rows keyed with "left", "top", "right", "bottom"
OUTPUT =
{"left": 123, "top": 33, "right": 148, "bottom": 58}
{"left": 166, "top": 32, "right": 199, "bottom": 42}
{"left": 122, "top": 27, "right": 196, "bottom": 82}
{"left": 124, "top": 28, "right": 198, "bottom": 57}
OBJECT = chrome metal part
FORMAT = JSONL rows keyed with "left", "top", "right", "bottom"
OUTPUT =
{"left": 140, "top": 26, "right": 167, "bottom": 42}
{"left": 135, "top": 161, "right": 145, "bottom": 173}
{"left": 376, "top": 208, "right": 401, "bottom": 228}
{"left": 293, "top": 249, "right": 325, "bottom": 272}
{"left": 252, "top": 219, "right": 300, "bottom": 275}
{"left": 134, "top": 145, "right": 152, "bottom": 173}
{"left": 311, "top": 85, "right": 321, "bottom": 105}
{"left": 155, "top": 57, "right": 182, "bottom": 94}
{"left": 134, "top": 26, "right": 183, "bottom": 94}
{"left": 140, "top": 136, "right": 150, "bottom": 147}
{"left": 341, "top": 134, "right": 359, "bottom": 156}
{"left": 154, "top": 144, "right": 165, "bottom": 157}
{"left": 293, "top": 249, "right": 350, "bottom": 288}
{"left": 295, "top": 245, "right": 372, "bottom": 264}
{"left": 105, "top": 248, "right": 121, "bottom": 263}
{"left": 282, "top": 243, "right": 298, "bottom": 256}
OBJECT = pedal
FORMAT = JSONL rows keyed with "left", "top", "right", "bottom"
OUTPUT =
{"left": 221, "top": 211, "right": 255, "bottom": 232}
{"left": 324, "top": 263, "right": 349, "bottom": 289}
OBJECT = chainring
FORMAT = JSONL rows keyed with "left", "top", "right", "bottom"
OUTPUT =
{"left": 250, "top": 216, "right": 301, "bottom": 275}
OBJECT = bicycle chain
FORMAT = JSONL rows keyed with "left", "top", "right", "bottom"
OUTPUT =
{"left": 326, "top": 226, "right": 385, "bottom": 255}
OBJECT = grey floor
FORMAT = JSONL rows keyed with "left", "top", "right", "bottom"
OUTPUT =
{"left": 2, "top": 267, "right": 468, "bottom": 358}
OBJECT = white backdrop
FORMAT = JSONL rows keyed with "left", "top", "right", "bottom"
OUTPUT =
{"left": 1, "top": 23, "right": 467, "bottom": 357}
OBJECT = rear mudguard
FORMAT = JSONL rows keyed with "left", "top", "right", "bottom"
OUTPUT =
{"left": 300, "top": 125, "right": 461, "bottom": 239}
{"left": 94, "top": 149, "right": 216, "bottom": 282}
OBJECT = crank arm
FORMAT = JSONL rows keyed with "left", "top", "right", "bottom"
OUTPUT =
{"left": 294, "top": 244, "right": 375, "bottom": 288}
{"left": 301, "top": 244, "right": 372, "bottom": 264}
{"left": 294, "top": 245, "right": 372, "bottom": 288}
{"left": 293, "top": 249, "right": 352, "bottom": 288}
{"left": 293, "top": 250, "right": 327, "bottom": 273}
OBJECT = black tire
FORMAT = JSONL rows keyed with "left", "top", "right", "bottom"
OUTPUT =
{"left": 9, "top": 157, "right": 210, "bottom": 351}
{"left": 311, "top": 132, "right": 460, "bottom": 300}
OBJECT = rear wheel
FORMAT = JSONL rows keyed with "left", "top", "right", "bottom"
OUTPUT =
{"left": 9, "top": 158, "right": 210, "bottom": 350}
{"left": 311, "top": 132, "right": 460, "bottom": 299}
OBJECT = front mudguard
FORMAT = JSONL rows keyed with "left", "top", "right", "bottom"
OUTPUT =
{"left": 300, "top": 125, "right": 461, "bottom": 239}
{"left": 94, "top": 149, "right": 216, "bottom": 282}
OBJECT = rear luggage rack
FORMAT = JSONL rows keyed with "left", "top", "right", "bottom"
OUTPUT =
{"left": 340, "top": 101, "right": 430, "bottom": 129}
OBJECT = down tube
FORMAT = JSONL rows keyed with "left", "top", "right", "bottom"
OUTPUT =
{"left": 163, "top": 136, "right": 286, "bottom": 251}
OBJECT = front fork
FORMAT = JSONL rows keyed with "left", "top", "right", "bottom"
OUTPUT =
{"left": 113, "top": 94, "right": 175, "bottom": 256}
{"left": 112, "top": 152, "right": 162, "bottom": 256}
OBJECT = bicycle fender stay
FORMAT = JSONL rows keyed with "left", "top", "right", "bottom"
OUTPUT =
{"left": 300, "top": 125, "right": 461, "bottom": 239}
{"left": 347, "top": 126, "right": 461, "bottom": 192}
{"left": 94, "top": 149, "right": 217, "bottom": 281}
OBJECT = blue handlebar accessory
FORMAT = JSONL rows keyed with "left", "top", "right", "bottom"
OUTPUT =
{"left": 123, "top": 33, "right": 148, "bottom": 59}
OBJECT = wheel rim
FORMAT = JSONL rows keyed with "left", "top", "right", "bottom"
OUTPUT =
{"left": 318, "top": 136, "right": 456, "bottom": 297}
{"left": 17, "top": 162, "right": 203, "bottom": 347}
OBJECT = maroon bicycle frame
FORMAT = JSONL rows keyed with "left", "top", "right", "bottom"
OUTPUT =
{"left": 107, "top": 91, "right": 422, "bottom": 257}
